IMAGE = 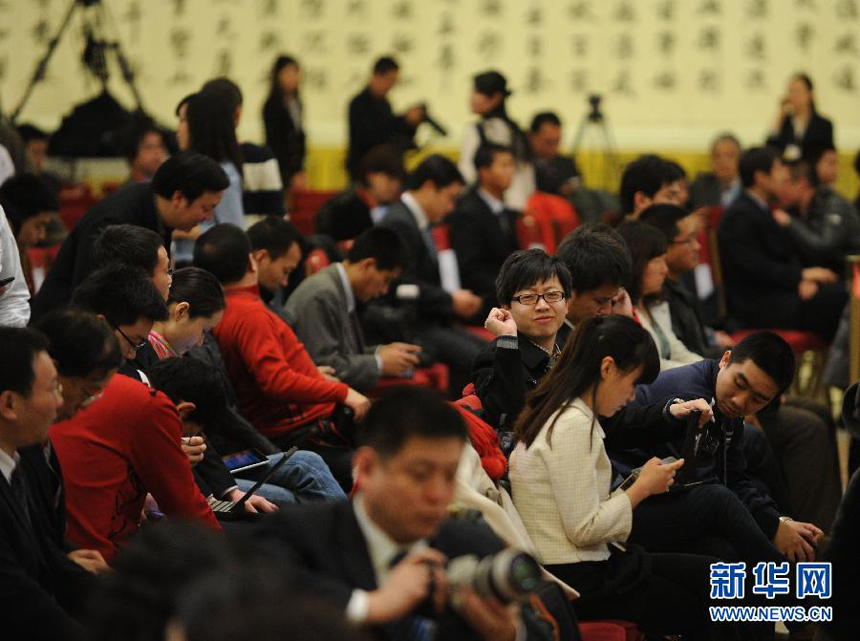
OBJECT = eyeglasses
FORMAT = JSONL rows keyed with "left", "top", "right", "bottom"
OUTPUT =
{"left": 115, "top": 326, "right": 148, "bottom": 351}
{"left": 511, "top": 291, "right": 565, "bottom": 305}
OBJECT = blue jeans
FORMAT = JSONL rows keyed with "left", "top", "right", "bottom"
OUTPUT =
{"left": 235, "top": 451, "right": 346, "bottom": 504}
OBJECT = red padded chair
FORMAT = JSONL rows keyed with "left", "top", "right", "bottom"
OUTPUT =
{"left": 370, "top": 362, "right": 450, "bottom": 397}
{"left": 59, "top": 184, "right": 98, "bottom": 230}
{"left": 579, "top": 620, "right": 644, "bottom": 641}
{"left": 516, "top": 212, "right": 546, "bottom": 250}
{"left": 525, "top": 192, "right": 580, "bottom": 253}
{"left": 289, "top": 188, "right": 338, "bottom": 236}
{"left": 304, "top": 248, "right": 330, "bottom": 276}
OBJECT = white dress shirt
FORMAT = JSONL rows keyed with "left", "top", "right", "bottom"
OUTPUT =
{"left": 0, "top": 205, "right": 30, "bottom": 327}
{"left": 0, "top": 447, "right": 20, "bottom": 485}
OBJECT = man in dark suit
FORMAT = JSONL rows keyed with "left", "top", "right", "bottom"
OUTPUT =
{"left": 528, "top": 112, "right": 580, "bottom": 197}
{"left": 447, "top": 143, "right": 520, "bottom": 310}
{"left": 346, "top": 56, "right": 424, "bottom": 178}
{"left": 253, "top": 387, "right": 526, "bottom": 641}
{"left": 687, "top": 133, "right": 742, "bottom": 211}
{"left": 31, "top": 151, "right": 229, "bottom": 320}
{"left": 380, "top": 155, "right": 486, "bottom": 395}
{"left": 717, "top": 146, "right": 845, "bottom": 339}
{"left": 0, "top": 326, "right": 95, "bottom": 639}
{"left": 286, "top": 227, "right": 421, "bottom": 392}
{"left": 316, "top": 145, "right": 404, "bottom": 242}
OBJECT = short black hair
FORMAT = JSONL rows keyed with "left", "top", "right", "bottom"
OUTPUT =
{"left": 92, "top": 224, "right": 165, "bottom": 275}
{"left": 728, "top": 331, "right": 796, "bottom": 393}
{"left": 16, "top": 123, "right": 48, "bottom": 142}
{"left": 346, "top": 227, "right": 408, "bottom": 271}
{"left": 358, "top": 387, "right": 467, "bottom": 459}
{"left": 122, "top": 116, "right": 165, "bottom": 162}
{"left": 616, "top": 220, "right": 668, "bottom": 305}
{"left": 71, "top": 264, "right": 168, "bottom": 326}
{"left": 151, "top": 151, "right": 230, "bottom": 203}
{"left": 556, "top": 223, "right": 632, "bottom": 294}
{"left": 495, "top": 249, "right": 572, "bottom": 306}
{"left": 639, "top": 203, "right": 690, "bottom": 243}
{"left": 372, "top": 56, "right": 399, "bottom": 75}
{"left": 739, "top": 146, "right": 781, "bottom": 189}
{"left": 711, "top": 132, "right": 741, "bottom": 154}
{"left": 357, "top": 145, "right": 405, "bottom": 185}
{"left": 247, "top": 216, "right": 303, "bottom": 261}
{"left": 34, "top": 309, "right": 122, "bottom": 380}
{"left": 193, "top": 224, "right": 251, "bottom": 285}
{"left": 665, "top": 159, "right": 687, "bottom": 182}
{"left": 408, "top": 154, "right": 464, "bottom": 191}
{"left": 201, "top": 76, "right": 244, "bottom": 112}
{"left": 0, "top": 173, "right": 59, "bottom": 233}
{"left": 145, "top": 357, "right": 227, "bottom": 430}
{"left": 473, "top": 143, "right": 512, "bottom": 172}
{"left": 529, "top": 111, "right": 561, "bottom": 133}
{"left": 167, "top": 267, "right": 225, "bottom": 319}
{"left": 0, "top": 327, "right": 49, "bottom": 397}
{"left": 786, "top": 159, "right": 817, "bottom": 188}
{"left": 619, "top": 154, "right": 674, "bottom": 214}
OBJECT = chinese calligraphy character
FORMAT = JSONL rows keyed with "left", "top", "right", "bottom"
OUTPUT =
{"left": 570, "top": 68, "right": 589, "bottom": 92}
{"left": 568, "top": 1, "right": 594, "bottom": 20}
{"left": 746, "top": 32, "right": 766, "bottom": 60}
{"left": 834, "top": 33, "right": 858, "bottom": 55}
{"left": 615, "top": 33, "right": 634, "bottom": 59}
{"left": 346, "top": 33, "right": 371, "bottom": 56}
{"left": 795, "top": 23, "right": 814, "bottom": 51}
{"left": 392, "top": 1, "right": 412, "bottom": 20}
{"left": 653, "top": 70, "right": 677, "bottom": 91}
{"left": 710, "top": 562, "right": 746, "bottom": 599}
{"left": 699, "top": 68, "right": 720, "bottom": 92}
{"left": 836, "top": 0, "right": 858, "bottom": 18}
{"left": 656, "top": 0, "right": 676, "bottom": 20}
{"left": 699, "top": 26, "right": 720, "bottom": 50}
{"left": 834, "top": 65, "right": 857, "bottom": 92}
{"left": 615, "top": 0, "right": 635, "bottom": 21}
{"left": 698, "top": 0, "right": 721, "bottom": 14}
{"left": 658, "top": 31, "right": 676, "bottom": 55}
{"left": 747, "top": 0, "right": 767, "bottom": 18}
{"left": 301, "top": 0, "right": 323, "bottom": 19}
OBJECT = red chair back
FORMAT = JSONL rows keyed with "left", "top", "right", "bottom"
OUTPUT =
{"left": 526, "top": 192, "right": 580, "bottom": 252}
{"left": 59, "top": 184, "right": 98, "bottom": 230}
{"left": 304, "top": 248, "right": 330, "bottom": 275}
{"left": 289, "top": 189, "right": 338, "bottom": 236}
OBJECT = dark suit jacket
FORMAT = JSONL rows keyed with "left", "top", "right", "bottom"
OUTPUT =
{"left": 253, "top": 499, "right": 506, "bottom": 639}
{"left": 381, "top": 199, "right": 454, "bottom": 320}
{"left": 766, "top": 112, "right": 834, "bottom": 161}
{"left": 31, "top": 182, "right": 170, "bottom": 320}
{"left": 0, "top": 462, "right": 92, "bottom": 639}
{"left": 447, "top": 187, "right": 519, "bottom": 301}
{"left": 717, "top": 191, "right": 803, "bottom": 327}
{"left": 346, "top": 87, "right": 415, "bottom": 176}
{"left": 263, "top": 93, "right": 306, "bottom": 184}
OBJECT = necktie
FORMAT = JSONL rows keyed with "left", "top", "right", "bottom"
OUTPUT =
{"left": 387, "top": 551, "right": 436, "bottom": 641}
{"left": 10, "top": 466, "right": 33, "bottom": 531}
{"left": 421, "top": 228, "right": 438, "bottom": 265}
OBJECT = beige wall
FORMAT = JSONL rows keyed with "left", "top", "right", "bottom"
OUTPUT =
{"left": 2, "top": 0, "right": 859, "bottom": 190}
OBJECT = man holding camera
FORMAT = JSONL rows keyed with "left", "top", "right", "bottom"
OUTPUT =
{"left": 254, "top": 387, "right": 542, "bottom": 640}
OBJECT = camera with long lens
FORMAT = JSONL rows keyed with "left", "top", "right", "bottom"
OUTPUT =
{"left": 446, "top": 549, "right": 542, "bottom": 603}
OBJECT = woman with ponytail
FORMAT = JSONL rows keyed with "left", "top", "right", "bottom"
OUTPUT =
{"left": 510, "top": 314, "right": 720, "bottom": 637}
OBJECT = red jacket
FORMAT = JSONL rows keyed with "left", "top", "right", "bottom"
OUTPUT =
{"left": 213, "top": 285, "right": 349, "bottom": 439}
{"left": 50, "top": 374, "right": 219, "bottom": 561}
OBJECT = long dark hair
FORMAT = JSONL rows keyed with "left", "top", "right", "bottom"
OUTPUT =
{"left": 167, "top": 267, "right": 225, "bottom": 319}
{"left": 514, "top": 314, "right": 659, "bottom": 449}
{"left": 473, "top": 72, "right": 530, "bottom": 163}
{"left": 182, "top": 91, "right": 243, "bottom": 171}
{"left": 792, "top": 72, "right": 817, "bottom": 116}
{"left": 616, "top": 220, "right": 667, "bottom": 307}
{"left": 267, "top": 55, "right": 300, "bottom": 102}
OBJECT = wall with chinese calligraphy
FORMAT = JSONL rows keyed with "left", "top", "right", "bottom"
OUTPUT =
{"left": 1, "top": 0, "right": 858, "bottom": 190}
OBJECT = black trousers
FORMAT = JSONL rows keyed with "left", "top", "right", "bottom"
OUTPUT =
{"left": 414, "top": 324, "right": 487, "bottom": 398}
{"left": 627, "top": 483, "right": 785, "bottom": 566}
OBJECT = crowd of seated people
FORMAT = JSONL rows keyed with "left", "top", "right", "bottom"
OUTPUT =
{"left": 2, "top": 59, "right": 860, "bottom": 641}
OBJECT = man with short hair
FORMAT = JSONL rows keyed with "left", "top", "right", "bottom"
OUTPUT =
{"left": 0, "top": 326, "right": 94, "bottom": 639}
{"left": 286, "top": 227, "right": 421, "bottom": 392}
{"left": 718, "top": 146, "right": 845, "bottom": 338}
{"left": 52, "top": 267, "right": 219, "bottom": 561}
{"left": 381, "top": 154, "right": 486, "bottom": 395}
{"left": 246, "top": 215, "right": 303, "bottom": 311}
{"left": 447, "top": 143, "right": 520, "bottom": 307}
{"left": 194, "top": 224, "right": 370, "bottom": 486}
{"left": 346, "top": 56, "right": 424, "bottom": 178}
{"left": 608, "top": 332, "right": 825, "bottom": 562}
{"left": 774, "top": 159, "right": 860, "bottom": 275}
{"left": 528, "top": 111, "right": 580, "bottom": 197}
{"left": 473, "top": 249, "right": 571, "bottom": 437}
{"left": 316, "top": 145, "right": 404, "bottom": 241}
{"left": 688, "top": 133, "right": 742, "bottom": 210}
{"left": 555, "top": 223, "right": 632, "bottom": 328}
{"left": 92, "top": 224, "right": 173, "bottom": 300}
{"left": 254, "top": 387, "right": 530, "bottom": 641}
{"left": 619, "top": 154, "right": 685, "bottom": 218}
{"left": 31, "top": 150, "right": 229, "bottom": 319}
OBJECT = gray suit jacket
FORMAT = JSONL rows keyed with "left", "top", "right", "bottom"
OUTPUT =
{"left": 284, "top": 264, "right": 380, "bottom": 391}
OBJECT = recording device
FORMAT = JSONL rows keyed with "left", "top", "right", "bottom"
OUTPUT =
{"left": 586, "top": 94, "right": 604, "bottom": 122}
{"left": 209, "top": 447, "right": 297, "bottom": 520}
{"left": 0, "top": 276, "right": 15, "bottom": 287}
{"left": 221, "top": 448, "right": 270, "bottom": 474}
{"left": 446, "top": 549, "right": 542, "bottom": 604}
{"left": 418, "top": 103, "right": 448, "bottom": 137}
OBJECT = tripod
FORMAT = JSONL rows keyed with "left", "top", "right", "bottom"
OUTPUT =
{"left": 10, "top": 0, "right": 143, "bottom": 123}
{"left": 571, "top": 94, "right": 621, "bottom": 190}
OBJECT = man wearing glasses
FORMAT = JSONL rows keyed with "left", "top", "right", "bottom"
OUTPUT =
{"left": 472, "top": 249, "right": 572, "bottom": 445}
